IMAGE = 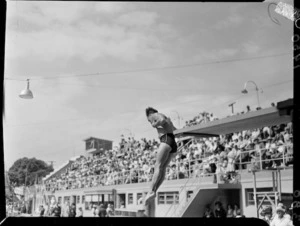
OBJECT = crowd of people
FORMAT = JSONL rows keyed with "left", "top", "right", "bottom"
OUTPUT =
{"left": 202, "top": 200, "right": 294, "bottom": 226}
{"left": 44, "top": 119, "right": 293, "bottom": 192}
{"left": 261, "top": 203, "right": 294, "bottom": 226}
{"left": 35, "top": 201, "right": 115, "bottom": 217}
{"left": 184, "top": 111, "right": 217, "bottom": 127}
{"left": 203, "top": 201, "right": 244, "bottom": 218}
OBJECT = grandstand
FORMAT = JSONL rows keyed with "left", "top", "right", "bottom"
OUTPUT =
{"left": 27, "top": 98, "right": 293, "bottom": 218}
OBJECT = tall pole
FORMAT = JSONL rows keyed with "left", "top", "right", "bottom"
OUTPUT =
{"left": 228, "top": 102, "right": 236, "bottom": 114}
{"left": 253, "top": 171, "right": 258, "bottom": 218}
{"left": 255, "top": 88, "right": 260, "bottom": 108}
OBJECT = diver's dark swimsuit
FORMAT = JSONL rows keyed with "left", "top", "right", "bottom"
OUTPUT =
{"left": 159, "top": 133, "right": 177, "bottom": 153}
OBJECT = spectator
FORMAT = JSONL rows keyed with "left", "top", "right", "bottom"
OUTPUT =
{"left": 203, "top": 204, "right": 214, "bottom": 218}
{"left": 261, "top": 206, "right": 273, "bottom": 225}
{"left": 214, "top": 201, "right": 226, "bottom": 218}
{"left": 69, "top": 203, "right": 76, "bottom": 217}
{"left": 61, "top": 202, "right": 70, "bottom": 217}
{"left": 137, "top": 209, "right": 147, "bottom": 217}
{"left": 106, "top": 204, "right": 114, "bottom": 217}
{"left": 53, "top": 203, "right": 61, "bottom": 217}
{"left": 235, "top": 209, "right": 245, "bottom": 218}
{"left": 39, "top": 205, "right": 45, "bottom": 217}
{"left": 77, "top": 207, "right": 83, "bottom": 217}
{"left": 246, "top": 106, "right": 251, "bottom": 112}
{"left": 98, "top": 204, "right": 107, "bottom": 217}
{"left": 270, "top": 206, "right": 293, "bottom": 226}
{"left": 92, "top": 204, "right": 98, "bottom": 217}
{"left": 226, "top": 204, "right": 234, "bottom": 218}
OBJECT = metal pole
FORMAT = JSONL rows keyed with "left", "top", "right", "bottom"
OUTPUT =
{"left": 259, "top": 149, "right": 263, "bottom": 170}
{"left": 253, "top": 171, "right": 258, "bottom": 218}
{"left": 278, "top": 169, "right": 282, "bottom": 201}
{"left": 256, "top": 89, "right": 260, "bottom": 108}
{"left": 272, "top": 172, "right": 275, "bottom": 191}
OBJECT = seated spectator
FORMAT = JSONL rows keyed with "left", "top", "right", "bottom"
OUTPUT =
{"left": 235, "top": 209, "right": 245, "bottom": 218}
{"left": 233, "top": 204, "right": 241, "bottom": 218}
{"left": 214, "top": 201, "right": 226, "bottom": 218}
{"left": 226, "top": 204, "right": 234, "bottom": 218}
{"left": 203, "top": 204, "right": 214, "bottom": 218}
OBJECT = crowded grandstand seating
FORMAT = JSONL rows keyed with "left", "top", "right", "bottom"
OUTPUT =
{"left": 44, "top": 121, "right": 293, "bottom": 192}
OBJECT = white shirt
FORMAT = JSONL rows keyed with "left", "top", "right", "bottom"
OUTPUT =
{"left": 270, "top": 215, "right": 293, "bottom": 226}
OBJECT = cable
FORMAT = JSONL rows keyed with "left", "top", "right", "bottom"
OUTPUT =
{"left": 3, "top": 79, "right": 293, "bottom": 128}
{"left": 4, "top": 52, "right": 291, "bottom": 81}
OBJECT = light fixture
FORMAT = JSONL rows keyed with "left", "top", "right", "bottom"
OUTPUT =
{"left": 241, "top": 81, "right": 261, "bottom": 108}
{"left": 241, "top": 89, "right": 248, "bottom": 94}
{"left": 19, "top": 79, "right": 33, "bottom": 99}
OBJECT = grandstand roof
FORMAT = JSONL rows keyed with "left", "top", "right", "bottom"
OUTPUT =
{"left": 174, "top": 99, "right": 293, "bottom": 138}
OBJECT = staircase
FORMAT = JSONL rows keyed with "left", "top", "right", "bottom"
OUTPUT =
{"left": 164, "top": 171, "right": 242, "bottom": 217}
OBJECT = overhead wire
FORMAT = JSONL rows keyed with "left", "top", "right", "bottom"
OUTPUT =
{"left": 3, "top": 79, "right": 293, "bottom": 128}
{"left": 3, "top": 52, "right": 291, "bottom": 81}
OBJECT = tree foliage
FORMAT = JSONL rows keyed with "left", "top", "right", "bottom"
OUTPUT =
{"left": 8, "top": 157, "right": 54, "bottom": 186}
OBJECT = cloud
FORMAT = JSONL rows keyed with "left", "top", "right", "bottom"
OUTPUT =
{"left": 213, "top": 14, "right": 243, "bottom": 30}
{"left": 116, "top": 11, "right": 159, "bottom": 27}
{"left": 5, "top": 3, "right": 176, "bottom": 64}
{"left": 94, "top": 2, "right": 128, "bottom": 14}
{"left": 242, "top": 41, "right": 260, "bottom": 54}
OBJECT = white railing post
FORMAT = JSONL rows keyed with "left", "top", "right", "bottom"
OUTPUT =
{"left": 259, "top": 149, "right": 263, "bottom": 170}
{"left": 239, "top": 153, "right": 242, "bottom": 173}
{"left": 188, "top": 160, "right": 191, "bottom": 178}
{"left": 282, "top": 147, "right": 285, "bottom": 167}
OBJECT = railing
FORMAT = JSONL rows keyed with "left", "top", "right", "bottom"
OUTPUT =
{"left": 44, "top": 143, "right": 293, "bottom": 192}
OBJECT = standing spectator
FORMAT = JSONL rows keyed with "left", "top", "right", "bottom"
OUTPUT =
{"left": 261, "top": 206, "right": 273, "bottom": 225}
{"left": 69, "top": 203, "right": 76, "bottom": 217}
{"left": 98, "top": 204, "right": 107, "bottom": 217}
{"left": 270, "top": 206, "right": 293, "bottom": 226}
{"left": 227, "top": 145, "right": 237, "bottom": 173}
{"left": 53, "top": 203, "right": 61, "bottom": 217}
{"left": 77, "top": 207, "right": 83, "bottom": 217}
{"left": 214, "top": 201, "right": 226, "bottom": 218}
{"left": 106, "top": 204, "right": 114, "bottom": 217}
{"left": 92, "top": 204, "right": 98, "bottom": 217}
{"left": 61, "top": 202, "right": 70, "bottom": 217}
{"left": 203, "top": 204, "right": 214, "bottom": 218}
{"left": 39, "top": 205, "right": 45, "bottom": 217}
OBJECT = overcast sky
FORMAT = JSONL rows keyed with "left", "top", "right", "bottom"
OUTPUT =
{"left": 3, "top": 2, "right": 293, "bottom": 170}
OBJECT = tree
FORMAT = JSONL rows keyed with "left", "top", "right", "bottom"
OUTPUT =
{"left": 8, "top": 157, "right": 54, "bottom": 187}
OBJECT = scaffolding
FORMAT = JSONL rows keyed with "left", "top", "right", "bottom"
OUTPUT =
{"left": 252, "top": 168, "right": 283, "bottom": 218}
